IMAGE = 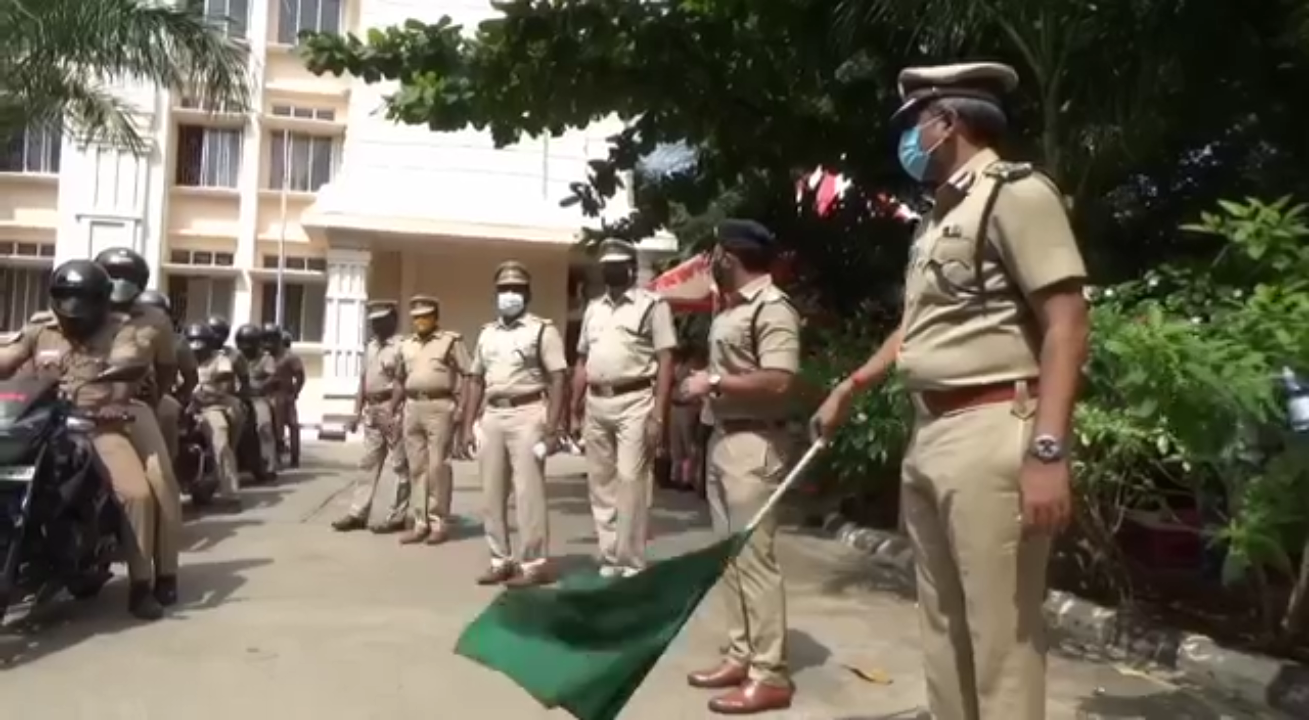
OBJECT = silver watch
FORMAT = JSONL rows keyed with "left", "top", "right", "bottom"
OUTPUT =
{"left": 1029, "top": 434, "right": 1066, "bottom": 463}
{"left": 708, "top": 373, "right": 723, "bottom": 398}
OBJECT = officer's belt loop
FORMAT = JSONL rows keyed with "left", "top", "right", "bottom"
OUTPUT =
{"left": 486, "top": 390, "right": 545, "bottom": 409}
{"left": 588, "top": 377, "right": 655, "bottom": 398}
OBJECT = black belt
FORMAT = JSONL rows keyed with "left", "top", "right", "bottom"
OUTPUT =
{"left": 365, "top": 390, "right": 393, "bottom": 403}
{"left": 407, "top": 390, "right": 454, "bottom": 401}
{"left": 718, "top": 418, "right": 788, "bottom": 434}
{"left": 589, "top": 377, "right": 654, "bottom": 398}
{"left": 486, "top": 390, "right": 544, "bottom": 409}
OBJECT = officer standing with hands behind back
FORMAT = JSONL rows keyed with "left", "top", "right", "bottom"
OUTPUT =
{"left": 460, "top": 261, "right": 568, "bottom": 588}
{"left": 682, "top": 219, "right": 801, "bottom": 715}
{"left": 397, "top": 294, "right": 471, "bottom": 546}
{"left": 569, "top": 238, "right": 677, "bottom": 578}
{"left": 812, "top": 62, "right": 1090, "bottom": 720}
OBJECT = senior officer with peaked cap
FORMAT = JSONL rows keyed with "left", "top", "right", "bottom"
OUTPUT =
{"left": 812, "top": 62, "right": 1090, "bottom": 720}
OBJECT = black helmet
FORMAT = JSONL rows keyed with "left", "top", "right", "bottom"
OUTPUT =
{"left": 49, "top": 260, "right": 113, "bottom": 336}
{"left": 94, "top": 247, "right": 150, "bottom": 305}
{"left": 207, "top": 315, "right": 231, "bottom": 344}
{"left": 280, "top": 329, "right": 293, "bottom": 348}
{"left": 182, "top": 321, "right": 218, "bottom": 352}
{"left": 261, "top": 322, "right": 281, "bottom": 341}
{"left": 136, "top": 289, "right": 171, "bottom": 313}
{"left": 234, "top": 323, "right": 263, "bottom": 349}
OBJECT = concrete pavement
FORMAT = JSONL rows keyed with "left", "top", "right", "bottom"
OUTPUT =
{"left": 0, "top": 442, "right": 1275, "bottom": 719}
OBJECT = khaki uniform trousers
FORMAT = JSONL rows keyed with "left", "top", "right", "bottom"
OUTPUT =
{"left": 249, "top": 396, "right": 277, "bottom": 473}
{"left": 403, "top": 397, "right": 457, "bottom": 531}
{"left": 273, "top": 393, "right": 300, "bottom": 462}
{"left": 348, "top": 401, "right": 409, "bottom": 522}
{"left": 156, "top": 394, "right": 182, "bottom": 464}
{"left": 199, "top": 403, "right": 240, "bottom": 497}
{"left": 91, "top": 429, "right": 155, "bottom": 581}
{"left": 902, "top": 399, "right": 1048, "bottom": 720}
{"left": 480, "top": 401, "right": 549, "bottom": 569}
{"left": 705, "top": 425, "right": 792, "bottom": 687}
{"left": 124, "top": 402, "right": 183, "bottom": 577}
{"left": 582, "top": 390, "right": 655, "bottom": 571}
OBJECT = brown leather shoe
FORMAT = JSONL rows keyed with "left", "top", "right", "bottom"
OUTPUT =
{"left": 687, "top": 660, "right": 748, "bottom": 689}
{"left": 331, "top": 515, "right": 367, "bottom": 532}
{"left": 398, "top": 527, "right": 430, "bottom": 545}
{"left": 424, "top": 526, "right": 451, "bottom": 545}
{"left": 503, "top": 562, "right": 557, "bottom": 588}
{"left": 476, "top": 564, "right": 517, "bottom": 586}
{"left": 707, "top": 680, "right": 793, "bottom": 715}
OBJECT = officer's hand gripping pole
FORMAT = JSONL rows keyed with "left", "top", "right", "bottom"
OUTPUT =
{"left": 743, "top": 438, "right": 828, "bottom": 536}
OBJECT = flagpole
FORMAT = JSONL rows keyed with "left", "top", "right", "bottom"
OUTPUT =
{"left": 275, "top": 130, "right": 290, "bottom": 327}
{"left": 742, "top": 438, "right": 826, "bottom": 535}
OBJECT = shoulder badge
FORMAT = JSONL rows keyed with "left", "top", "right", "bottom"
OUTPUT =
{"left": 983, "top": 161, "right": 1034, "bottom": 183}
{"left": 0, "top": 329, "right": 23, "bottom": 345}
{"left": 28, "top": 310, "right": 54, "bottom": 325}
{"left": 442, "top": 329, "right": 462, "bottom": 340}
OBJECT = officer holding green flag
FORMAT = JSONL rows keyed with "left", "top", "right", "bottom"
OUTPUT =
{"left": 812, "top": 62, "right": 1089, "bottom": 720}
{"left": 680, "top": 219, "right": 801, "bottom": 715}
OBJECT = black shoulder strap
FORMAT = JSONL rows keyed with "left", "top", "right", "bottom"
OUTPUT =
{"left": 637, "top": 296, "right": 658, "bottom": 339}
{"left": 536, "top": 322, "right": 547, "bottom": 369}
{"left": 749, "top": 296, "right": 796, "bottom": 362}
{"left": 972, "top": 179, "right": 1007, "bottom": 300}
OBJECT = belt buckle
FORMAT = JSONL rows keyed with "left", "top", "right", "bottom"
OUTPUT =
{"left": 595, "top": 385, "right": 615, "bottom": 398}
{"left": 490, "top": 397, "right": 510, "bottom": 408}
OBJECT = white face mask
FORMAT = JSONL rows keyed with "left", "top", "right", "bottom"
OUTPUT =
{"left": 496, "top": 291, "right": 525, "bottom": 318}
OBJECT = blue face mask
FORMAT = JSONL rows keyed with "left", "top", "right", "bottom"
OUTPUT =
{"left": 897, "top": 125, "right": 932, "bottom": 182}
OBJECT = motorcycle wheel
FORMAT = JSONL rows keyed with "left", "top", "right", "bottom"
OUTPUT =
{"left": 191, "top": 477, "right": 217, "bottom": 506}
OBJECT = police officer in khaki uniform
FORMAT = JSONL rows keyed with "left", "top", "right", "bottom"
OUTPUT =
{"left": 812, "top": 63, "right": 1090, "bottom": 720}
{"left": 396, "top": 295, "right": 471, "bottom": 545}
{"left": 270, "top": 328, "right": 305, "bottom": 468}
{"left": 569, "top": 239, "right": 677, "bottom": 577}
{"left": 333, "top": 300, "right": 410, "bottom": 532}
{"left": 136, "top": 289, "right": 196, "bottom": 464}
{"left": 207, "top": 316, "right": 250, "bottom": 449}
{"left": 235, "top": 323, "right": 278, "bottom": 477}
{"left": 185, "top": 321, "right": 242, "bottom": 507}
{"left": 680, "top": 220, "right": 801, "bottom": 715}
{"left": 460, "top": 261, "right": 568, "bottom": 587}
{"left": 96, "top": 247, "right": 185, "bottom": 607}
{"left": 0, "top": 260, "right": 165, "bottom": 619}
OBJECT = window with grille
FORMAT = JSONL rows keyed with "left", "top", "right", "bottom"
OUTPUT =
{"left": 167, "top": 275, "right": 236, "bottom": 326}
{"left": 0, "top": 126, "right": 61, "bottom": 174}
{"left": 0, "top": 265, "right": 51, "bottom": 332}
{"left": 267, "top": 130, "right": 335, "bottom": 192}
{"left": 260, "top": 280, "right": 325, "bottom": 342}
{"left": 277, "top": 0, "right": 341, "bottom": 44}
{"left": 194, "top": 0, "right": 249, "bottom": 38}
{"left": 261, "top": 254, "right": 326, "bottom": 271}
{"left": 270, "top": 105, "right": 335, "bottom": 121}
{"left": 175, "top": 125, "right": 242, "bottom": 188}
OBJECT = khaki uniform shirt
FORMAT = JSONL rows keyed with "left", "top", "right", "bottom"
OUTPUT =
{"left": 399, "top": 330, "right": 471, "bottom": 394}
{"left": 0, "top": 313, "right": 146, "bottom": 410}
{"left": 707, "top": 277, "right": 801, "bottom": 422}
{"left": 470, "top": 313, "right": 568, "bottom": 399}
{"left": 221, "top": 347, "right": 250, "bottom": 394}
{"left": 274, "top": 351, "right": 304, "bottom": 398}
{"left": 195, "top": 354, "right": 236, "bottom": 408}
{"left": 247, "top": 352, "right": 278, "bottom": 396}
{"left": 578, "top": 288, "right": 677, "bottom": 384}
{"left": 120, "top": 303, "right": 177, "bottom": 401}
{"left": 362, "top": 336, "right": 402, "bottom": 400}
{"left": 897, "top": 149, "right": 1088, "bottom": 391}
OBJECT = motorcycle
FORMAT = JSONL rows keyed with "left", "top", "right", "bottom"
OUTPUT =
{"left": 0, "top": 363, "right": 148, "bottom": 619}
{"left": 236, "top": 397, "right": 276, "bottom": 485}
{"left": 174, "top": 402, "right": 218, "bottom": 506}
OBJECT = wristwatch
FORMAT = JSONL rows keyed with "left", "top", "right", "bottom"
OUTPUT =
{"left": 708, "top": 373, "right": 723, "bottom": 398}
{"left": 1028, "top": 434, "right": 1066, "bottom": 463}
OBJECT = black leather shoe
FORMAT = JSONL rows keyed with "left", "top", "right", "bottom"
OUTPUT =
{"left": 129, "top": 582, "right": 164, "bottom": 620}
{"left": 154, "top": 575, "right": 178, "bottom": 607}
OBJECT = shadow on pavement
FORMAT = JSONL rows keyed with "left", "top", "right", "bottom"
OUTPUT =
{"left": 788, "top": 628, "right": 832, "bottom": 673}
{"left": 549, "top": 474, "right": 711, "bottom": 540}
{"left": 0, "top": 557, "right": 269, "bottom": 669}
{"left": 811, "top": 554, "right": 917, "bottom": 603}
{"left": 1075, "top": 688, "right": 1236, "bottom": 719}
{"left": 182, "top": 518, "right": 264, "bottom": 553}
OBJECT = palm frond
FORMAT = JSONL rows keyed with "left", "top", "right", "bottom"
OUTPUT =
{"left": 0, "top": 0, "right": 251, "bottom": 149}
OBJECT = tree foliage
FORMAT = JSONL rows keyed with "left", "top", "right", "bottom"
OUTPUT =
{"left": 0, "top": 0, "right": 251, "bottom": 151}
{"left": 301, "top": 0, "right": 1309, "bottom": 315}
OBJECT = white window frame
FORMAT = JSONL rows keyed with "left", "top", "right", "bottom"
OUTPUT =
{"left": 168, "top": 275, "right": 236, "bottom": 325}
{"left": 199, "top": 0, "right": 249, "bottom": 38}
{"left": 277, "top": 0, "right": 342, "bottom": 44}
{"left": 0, "top": 264, "right": 52, "bottom": 332}
{"left": 0, "top": 126, "right": 62, "bottom": 174}
{"left": 267, "top": 130, "right": 336, "bottom": 192}
{"left": 261, "top": 279, "right": 326, "bottom": 342}
{"left": 175, "top": 125, "right": 243, "bottom": 189}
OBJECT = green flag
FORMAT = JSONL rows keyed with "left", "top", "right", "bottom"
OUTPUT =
{"left": 453, "top": 439, "right": 825, "bottom": 720}
{"left": 454, "top": 533, "right": 744, "bottom": 720}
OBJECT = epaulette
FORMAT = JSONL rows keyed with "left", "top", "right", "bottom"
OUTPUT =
{"left": 28, "top": 310, "right": 54, "bottom": 325}
{"left": 441, "top": 329, "right": 462, "bottom": 340}
{"left": 983, "top": 161, "right": 1035, "bottom": 183}
{"left": 0, "top": 330, "right": 23, "bottom": 345}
